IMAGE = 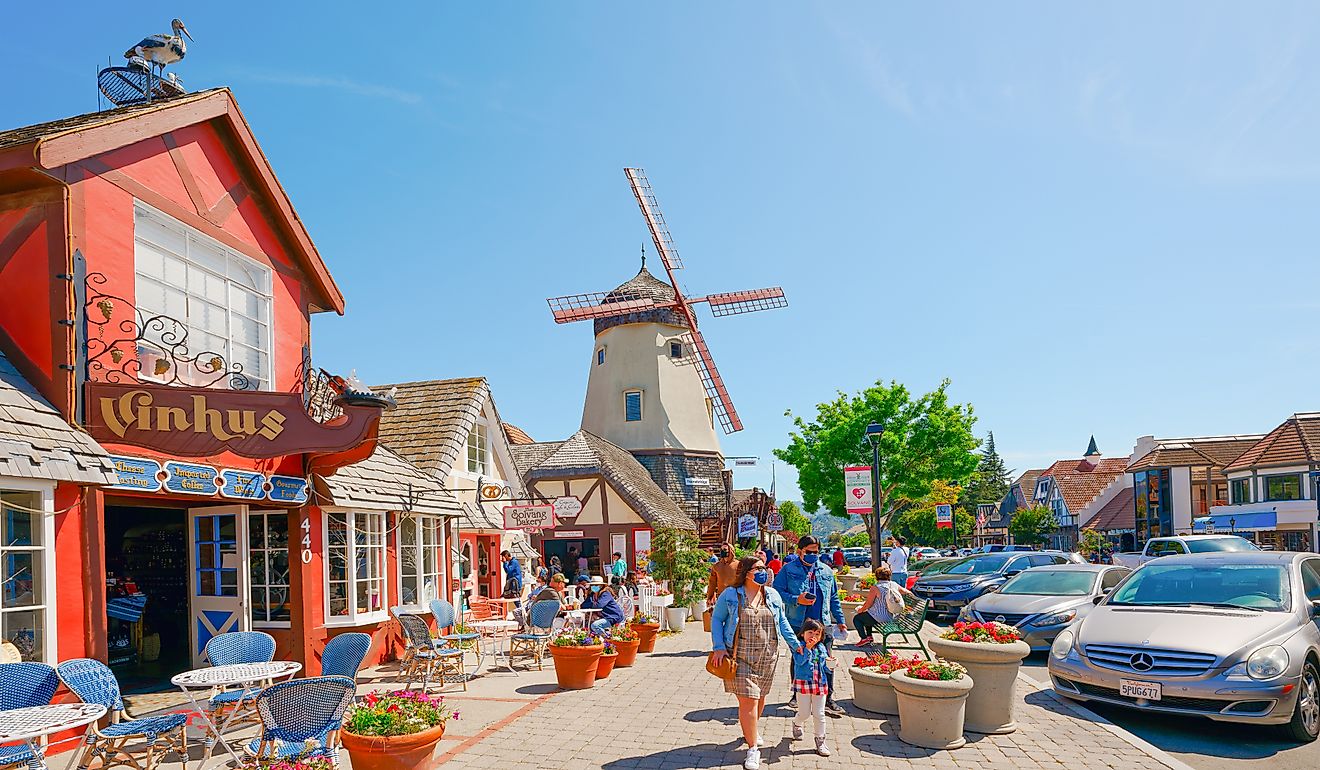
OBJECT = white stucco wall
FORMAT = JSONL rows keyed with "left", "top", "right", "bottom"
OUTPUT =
{"left": 1170, "top": 466, "right": 1192, "bottom": 532}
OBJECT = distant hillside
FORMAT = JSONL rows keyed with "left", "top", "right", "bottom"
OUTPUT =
{"left": 805, "top": 507, "right": 852, "bottom": 537}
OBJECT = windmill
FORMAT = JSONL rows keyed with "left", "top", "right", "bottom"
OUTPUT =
{"left": 547, "top": 168, "right": 788, "bottom": 436}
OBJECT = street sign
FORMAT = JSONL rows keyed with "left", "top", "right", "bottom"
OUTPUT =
{"left": 684, "top": 477, "right": 711, "bottom": 486}
{"left": 552, "top": 496, "right": 583, "bottom": 520}
{"left": 767, "top": 511, "right": 784, "bottom": 531}
{"left": 935, "top": 504, "right": 954, "bottom": 529}
{"left": 503, "top": 503, "right": 555, "bottom": 530}
{"left": 844, "top": 466, "right": 872, "bottom": 515}
{"left": 737, "top": 514, "right": 759, "bottom": 538}
{"left": 1204, "top": 521, "right": 1215, "bottom": 535}
{"left": 734, "top": 458, "right": 757, "bottom": 467}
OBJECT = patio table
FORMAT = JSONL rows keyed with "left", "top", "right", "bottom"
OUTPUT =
{"left": 469, "top": 619, "right": 520, "bottom": 673}
{"left": 172, "top": 660, "right": 301, "bottom": 767}
{"left": 0, "top": 703, "right": 107, "bottom": 770}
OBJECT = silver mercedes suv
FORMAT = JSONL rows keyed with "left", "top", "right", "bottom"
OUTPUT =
{"left": 1047, "top": 550, "right": 1320, "bottom": 742}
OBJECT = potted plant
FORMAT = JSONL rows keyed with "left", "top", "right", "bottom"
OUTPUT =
{"left": 341, "top": 689, "right": 458, "bottom": 770}
{"left": 836, "top": 565, "right": 860, "bottom": 592}
{"left": 928, "top": 621, "right": 1030, "bottom": 734}
{"left": 609, "top": 623, "right": 641, "bottom": 667}
{"left": 858, "top": 572, "right": 878, "bottom": 590}
{"left": 648, "top": 528, "right": 711, "bottom": 633}
{"left": 630, "top": 611, "right": 661, "bottom": 653}
{"left": 595, "top": 640, "right": 619, "bottom": 680}
{"left": 849, "top": 652, "right": 923, "bottom": 715}
{"left": 547, "top": 629, "right": 605, "bottom": 689}
{"left": 890, "top": 659, "right": 973, "bottom": 750}
{"left": 839, "top": 591, "right": 866, "bottom": 627}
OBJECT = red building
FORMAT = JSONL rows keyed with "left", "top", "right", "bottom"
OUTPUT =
{"left": 0, "top": 88, "right": 460, "bottom": 694}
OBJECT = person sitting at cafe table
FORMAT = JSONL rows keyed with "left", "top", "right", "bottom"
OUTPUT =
{"left": 578, "top": 575, "right": 625, "bottom": 636}
{"left": 517, "top": 573, "right": 568, "bottom": 630}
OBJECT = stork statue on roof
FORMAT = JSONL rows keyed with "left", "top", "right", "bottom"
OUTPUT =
{"left": 124, "top": 18, "right": 192, "bottom": 69}
{"left": 547, "top": 169, "right": 788, "bottom": 484}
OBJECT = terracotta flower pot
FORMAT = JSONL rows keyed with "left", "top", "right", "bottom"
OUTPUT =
{"left": 613, "top": 637, "right": 641, "bottom": 667}
{"left": 595, "top": 651, "right": 619, "bottom": 679}
{"left": 342, "top": 723, "right": 446, "bottom": 770}
{"left": 632, "top": 622, "right": 661, "bottom": 653}
{"left": 840, "top": 600, "right": 864, "bottom": 627}
{"left": 849, "top": 666, "right": 899, "bottom": 715}
{"left": 549, "top": 643, "right": 604, "bottom": 690}
{"left": 890, "top": 669, "right": 974, "bottom": 750}
{"left": 928, "top": 636, "right": 1030, "bottom": 734}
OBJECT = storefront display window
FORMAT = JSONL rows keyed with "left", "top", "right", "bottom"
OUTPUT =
{"left": 399, "top": 515, "right": 443, "bottom": 606}
{"left": 248, "top": 512, "right": 290, "bottom": 625}
{"left": 1264, "top": 474, "right": 1302, "bottom": 502}
{"left": 1134, "top": 468, "right": 1172, "bottom": 545}
{"left": 0, "top": 489, "right": 49, "bottom": 662}
{"left": 326, "top": 511, "right": 387, "bottom": 624}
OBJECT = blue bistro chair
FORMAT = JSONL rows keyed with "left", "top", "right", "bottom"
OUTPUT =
{"left": 0, "top": 662, "right": 60, "bottom": 770}
{"left": 247, "top": 676, "right": 355, "bottom": 764}
{"left": 429, "top": 599, "right": 480, "bottom": 649}
{"left": 320, "top": 633, "right": 372, "bottom": 680}
{"left": 392, "top": 610, "right": 465, "bottom": 692}
{"left": 56, "top": 659, "right": 188, "bottom": 770}
{"left": 508, "top": 599, "right": 562, "bottom": 671}
{"left": 204, "top": 631, "right": 276, "bottom": 725}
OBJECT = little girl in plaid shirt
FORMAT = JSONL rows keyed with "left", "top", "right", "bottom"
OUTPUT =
{"left": 789, "top": 618, "right": 834, "bottom": 756}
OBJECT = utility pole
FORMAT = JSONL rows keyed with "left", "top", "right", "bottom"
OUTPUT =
{"left": 866, "top": 423, "right": 885, "bottom": 567}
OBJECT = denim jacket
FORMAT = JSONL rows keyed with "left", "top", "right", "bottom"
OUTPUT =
{"left": 771, "top": 557, "right": 844, "bottom": 630}
{"left": 710, "top": 586, "right": 801, "bottom": 653}
{"left": 790, "top": 643, "right": 831, "bottom": 682}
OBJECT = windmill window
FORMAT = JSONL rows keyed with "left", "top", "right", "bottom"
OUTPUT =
{"left": 669, "top": 341, "right": 683, "bottom": 359}
{"left": 624, "top": 391, "right": 643, "bottom": 422}
{"left": 466, "top": 423, "right": 489, "bottom": 475}
{"left": 597, "top": 348, "right": 605, "bottom": 365}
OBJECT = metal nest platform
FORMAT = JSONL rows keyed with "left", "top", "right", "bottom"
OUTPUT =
{"left": 98, "top": 64, "right": 185, "bottom": 107}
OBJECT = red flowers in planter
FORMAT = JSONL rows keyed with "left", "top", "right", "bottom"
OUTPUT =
{"left": 940, "top": 621, "right": 1022, "bottom": 644}
{"left": 852, "top": 652, "right": 925, "bottom": 675}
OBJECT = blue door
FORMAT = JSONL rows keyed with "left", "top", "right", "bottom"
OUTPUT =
{"left": 188, "top": 506, "right": 249, "bottom": 666}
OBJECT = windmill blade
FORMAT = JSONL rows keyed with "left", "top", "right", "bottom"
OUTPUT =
{"left": 624, "top": 168, "right": 684, "bottom": 276}
{"left": 546, "top": 291, "right": 669, "bottom": 324}
{"left": 694, "top": 287, "right": 789, "bottom": 317}
{"left": 685, "top": 326, "right": 743, "bottom": 434}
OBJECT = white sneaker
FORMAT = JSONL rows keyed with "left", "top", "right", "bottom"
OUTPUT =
{"left": 791, "top": 724, "right": 804, "bottom": 740}
{"left": 815, "top": 738, "right": 832, "bottom": 757}
{"left": 743, "top": 746, "right": 761, "bottom": 769}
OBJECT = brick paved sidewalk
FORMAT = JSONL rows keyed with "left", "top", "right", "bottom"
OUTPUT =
{"left": 437, "top": 627, "right": 1188, "bottom": 770}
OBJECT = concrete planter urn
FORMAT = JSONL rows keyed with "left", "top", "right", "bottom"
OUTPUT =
{"left": 891, "top": 668, "right": 974, "bottom": 750}
{"left": 839, "top": 600, "right": 864, "bottom": 628}
{"left": 664, "top": 606, "right": 691, "bottom": 632}
{"left": 689, "top": 599, "right": 708, "bottom": 617}
{"left": 928, "top": 634, "right": 1031, "bottom": 734}
{"left": 849, "top": 666, "right": 899, "bottom": 715}
{"left": 838, "top": 573, "right": 861, "bottom": 593}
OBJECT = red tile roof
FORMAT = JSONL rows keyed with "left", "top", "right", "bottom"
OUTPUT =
{"left": 502, "top": 423, "right": 535, "bottom": 446}
{"left": 1084, "top": 486, "right": 1134, "bottom": 532}
{"left": 1127, "top": 437, "right": 1262, "bottom": 481}
{"left": 1040, "top": 457, "right": 1128, "bottom": 515}
{"left": 1225, "top": 414, "right": 1320, "bottom": 472}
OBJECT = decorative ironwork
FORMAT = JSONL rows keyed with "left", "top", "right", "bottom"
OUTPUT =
{"left": 293, "top": 353, "right": 343, "bottom": 423}
{"left": 84, "top": 272, "right": 254, "bottom": 390}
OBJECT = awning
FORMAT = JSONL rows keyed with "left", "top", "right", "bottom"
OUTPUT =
{"left": 1192, "top": 511, "right": 1278, "bottom": 533}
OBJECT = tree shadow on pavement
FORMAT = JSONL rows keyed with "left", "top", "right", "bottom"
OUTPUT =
{"left": 515, "top": 683, "right": 559, "bottom": 696}
{"left": 601, "top": 740, "right": 744, "bottom": 769}
{"left": 684, "top": 705, "right": 739, "bottom": 725}
{"left": 648, "top": 650, "right": 708, "bottom": 659}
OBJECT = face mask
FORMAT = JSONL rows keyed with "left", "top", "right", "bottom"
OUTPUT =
{"left": 719, "top": 551, "right": 731, "bottom": 559}
{"left": 802, "top": 553, "right": 820, "bottom": 565}
{"left": 590, "top": 585, "right": 602, "bottom": 594}
{"left": 752, "top": 570, "right": 771, "bottom": 585}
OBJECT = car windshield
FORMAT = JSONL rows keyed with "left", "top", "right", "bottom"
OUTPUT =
{"left": 1186, "top": 538, "right": 1260, "bottom": 554}
{"left": 918, "top": 560, "right": 957, "bottom": 576}
{"left": 1108, "top": 563, "right": 1290, "bottom": 611}
{"left": 998, "top": 570, "right": 1094, "bottom": 596}
{"left": 943, "top": 555, "right": 1012, "bottom": 575}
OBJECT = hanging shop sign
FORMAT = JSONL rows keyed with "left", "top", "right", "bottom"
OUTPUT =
{"left": 844, "top": 466, "right": 873, "bottom": 515}
{"left": 767, "top": 511, "right": 784, "bottom": 531}
{"left": 163, "top": 461, "right": 220, "bottom": 496}
{"left": 503, "top": 503, "right": 556, "bottom": 531}
{"left": 479, "top": 483, "right": 506, "bottom": 501}
{"left": 219, "top": 469, "right": 266, "bottom": 501}
{"left": 552, "top": 496, "right": 583, "bottom": 520}
{"left": 85, "top": 381, "right": 386, "bottom": 459}
{"left": 108, "top": 455, "right": 163, "bottom": 492}
{"left": 107, "top": 454, "right": 310, "bottom": 505}
{"left": 554, "top": 530, "right": 585, "bottom": 539}
{"left": 935, "top": 504, "right": 954, "bottom": 529}
{"left": 268, "top": 475, "right": 310, "bottom": 505}
{"left": 737, "top": 514, "right": 759, "bottom": 538}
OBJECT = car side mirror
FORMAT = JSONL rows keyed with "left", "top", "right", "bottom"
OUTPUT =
{"left": 1093, "top": 595, "right": 1105, "bottom": 605}
{"left": 983, "top": 585, "right": 999, "bottom": 594}
{"left": 1004, "top": 569, "right": 1022, "bottom": 577}
{"left": 1311, "top": 600, "right": 1320, "bottom": 619}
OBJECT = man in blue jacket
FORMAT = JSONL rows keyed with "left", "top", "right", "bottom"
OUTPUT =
{"left": 773, "top": 535, "right": 847, "bottom": 715}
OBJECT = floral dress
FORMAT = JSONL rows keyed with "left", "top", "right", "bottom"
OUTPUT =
{"left": 726, "top": 593, "right": 779, "bottom": 698}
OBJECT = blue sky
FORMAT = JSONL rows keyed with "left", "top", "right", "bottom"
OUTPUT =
{"left": 6, "top": 3, "right": 1320, "bottom": 500}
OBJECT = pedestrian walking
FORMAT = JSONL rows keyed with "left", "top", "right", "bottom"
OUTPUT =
{"left": 500, "top": 550, "right": 523, "bottom": 605}
{"left": 789, "top": 618, "right": 836, "bottom": 756}
{"left": 887, "top": 535, "right": 910, "bottom": 587}
{"left": 831, "top": 548, "right": 846, "bottom": 569}
{"left": 610, "top": 551, "right": 628, "bottom": 581}
{"left": 773, "top": 535, "right": 847, "bottom": 715}
{"left": 853, "top": 563, "right": 918, "bottom": 645}
{"left": 710, "top": 556, "right": 801, "bottom": 770}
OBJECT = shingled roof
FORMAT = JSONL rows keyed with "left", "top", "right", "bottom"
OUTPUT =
{"left": 313, "top": 445, "right": 462, "bottom": 516}
{"left": 594, "top": 267, "right": 686, "bottom": 334}
{"left": 0, "top": 349, "right": 116, "bottom": 484}
{"left": 1084, "top": 486, "right": 1135, "bottom": 532}
{"left": 373, "top": 378, "right": 488, "bottom": 478}
{"left": 511, "top": 431, "right": 697, "bottom": 530}
{"left": 1128, "top": 436, "right": 1263, "bottom": 481}
{"left": 1225, "top": 414, "right": 1320, "bottom": 472}
{"left": 1039, "top": 457, "right": 1129, "bottom": 515}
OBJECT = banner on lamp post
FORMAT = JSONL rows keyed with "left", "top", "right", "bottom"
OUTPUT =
{"left": 935, "top": 504, "right": 954, "bottom": 529}
{"left": 844, "top": 466, "right": 873, "bottom": 515}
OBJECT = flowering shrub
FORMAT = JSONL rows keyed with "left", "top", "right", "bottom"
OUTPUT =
{"left": 903, "top": 659, "right": 968, "bottom": 681}
{"left": 655, "top": 588, "right": 672, "bottom": 597}
{"left": 841, "top": 591, "right": 866, "bottom": 603}
{"left": 630, "top": 611, "right": 660, "bottom": 625}
{"left": 940, "top": 621, "right": 1022, "bottom": 644}
{"left": 601, "top": 640, "right": 617, "bottom": 655}
{"left": 837, "top": 565, "right": 851, "bottom": 575}
{"left": 344, "top": 690, "right": 456, "bottom": 737}
{"left": 859, "top": 573, "right": 878, "bottom": 588}
{"left": 550, "top": 629, "right": 602, "bottom": 647}
{"left": 852, "top": 652, "right": 924, "bottom": 675}
{"left": 239, "top": 755, "right": 336, "bottom": 770}
{"left": 609, "top": 623, "right": 639, "bottom": 642}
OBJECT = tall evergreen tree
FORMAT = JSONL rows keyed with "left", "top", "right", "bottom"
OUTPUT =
{"left": 960, "top": 432, "right": 1012, "bottom": 516}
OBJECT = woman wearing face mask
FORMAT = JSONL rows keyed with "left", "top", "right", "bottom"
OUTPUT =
{"left": 711, "top": 556, "right": 802, "bottom": 770}
{"left": 581, "top": 576, "right": 625, "bottom": 636}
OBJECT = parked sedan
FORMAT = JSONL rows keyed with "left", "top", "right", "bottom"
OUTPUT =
{"left": 959, "top": 564, "right": 1131, "bottom": 651}
{"left": 912, "top": 551, "right": 1079, "bottom": 617}
{"left": 1048, "top": 551, "right": 1320, "bottom": 742}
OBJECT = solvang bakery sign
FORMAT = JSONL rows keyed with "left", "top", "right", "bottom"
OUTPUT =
{"left": 85, "top": 381, "right": 387, "bottom": 459}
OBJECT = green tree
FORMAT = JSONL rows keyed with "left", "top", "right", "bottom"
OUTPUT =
{"left": 1009, "top": 505, "right": 1056, "bottom": 546}
{"left": 825, "top": 531, "right": 845, "bottom": 547}
{"left": 648, "top": 528, "right": 711, "bottom": 607}
{"left": 775, "top": 379, "right": 980, "bottom": 564}
{"left": 890, "top": 480, "right": 974, "bottom": 548}
{"left": 778, "top": 500, "right": 812, "bottom": 537}
{"left": 960, "top": 432, "right": 1013, "bottom": 517}
{"left": 1078, "top": 527, "right": 1106, "bottom": 557}
{"left": 842, "top": 531, "right": 870, "bottom": 548}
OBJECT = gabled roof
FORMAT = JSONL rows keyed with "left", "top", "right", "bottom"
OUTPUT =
{"left": 374, "top": 378, "right": 488, "bottom": 478}
{"left": 511, "top": 431, "right": 697, "bottom": 530}
{"left": 1004, "top": 469, "right": 1043, "bottom": 508}
{"left": 0, "top": 349, "right": 116, "bottom": 484}
{"left": 1127, "top": 436, "right": 1264, "bottom": 478}
{"left": 1225, "top": 414, "right": 1320, "bottom": 472}
{"left": 1084, "top": 486, "right": 1134, "bottom": 532}
{"left": 0, "top": 88, "right": 344, "bottom": 314}
{"left": 1039, "top": 457, "right": 1129, "bottom": 514}
{"left": 314, "top": 445, "right": 462, "bottom": 516}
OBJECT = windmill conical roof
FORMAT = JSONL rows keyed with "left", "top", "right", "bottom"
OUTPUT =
{"left": 594, "top": 267, "right": 688, "bottom": 334}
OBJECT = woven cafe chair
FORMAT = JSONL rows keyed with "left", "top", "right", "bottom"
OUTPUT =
{"left": 429, "top": 599, "right": 481, "bottom": 653}
{"left": 394, "top": 612, "right": 465, "bottom": 692}
{"left": 203, "top": 631, "right": 277, "bottom": 726}
{"left": 246, "top": 676, "right": 355, "bottom": 764}
{"left": 320, "top": 633, "right": 372, "bottom": 680}
{"left": 0, "top": 662, "right": 60, "bottom": 770}
{"left": 507, "top": 599, "right": 562, "bottom": 671}
{"left": 56, "top": 659, "right": 188, "bottom": 770}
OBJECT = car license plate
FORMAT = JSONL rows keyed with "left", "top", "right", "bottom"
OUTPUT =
{"left": 1119, "top": 679, "right": 1161, "bottom": 701}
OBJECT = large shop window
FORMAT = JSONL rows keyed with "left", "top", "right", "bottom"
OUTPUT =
{"left": 1264, "top": 474, "right": 1302, "bottom": 502}
{"left": 466, "top": 424, "right": 489, "bottom": 475}
{"left": 1134, "top": 468, "right": 1172, "bottom": 544}
{"left": 133, "top": 204, "right": 274, "bottom": 390}
{"left": 0, "top": 490, "right": 50, "bottom": 662}
{"left": 249, "top": 512, "right": 290, "bottom": 625}
{"left": 400, "top": 515, "right": 443, "bottom": 606}
{"left": 326, "top": 511, "right": 387, "bottom": 625}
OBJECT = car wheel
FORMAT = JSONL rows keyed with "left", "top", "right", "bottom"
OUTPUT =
{"left": 1283, "top": 661, "right": 1320, "bottom": 743}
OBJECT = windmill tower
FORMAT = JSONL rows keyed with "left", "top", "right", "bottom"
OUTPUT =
{"left": 546, "top": 168, "right": 788, "bottom": 516}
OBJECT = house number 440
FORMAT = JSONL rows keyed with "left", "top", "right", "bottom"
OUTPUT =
{"left": 300, "top": 516, "right": 312, "bottom": 564}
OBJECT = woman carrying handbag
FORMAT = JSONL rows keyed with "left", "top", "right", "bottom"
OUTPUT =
{"left": 709, "top": 556, "right": 802, "bottom": 770}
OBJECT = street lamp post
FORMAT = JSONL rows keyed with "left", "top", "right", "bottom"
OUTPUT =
{"left": 1230, "top": 517, "right": 1237, "bottom": 535}
{"left": 866, "top": 422, "right": 885, "bottom": 568}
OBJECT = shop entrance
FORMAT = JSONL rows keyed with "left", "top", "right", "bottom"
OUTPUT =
{"left": 543, "top": 538, "right": 600, "bottom": 581}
